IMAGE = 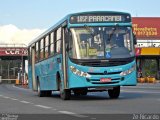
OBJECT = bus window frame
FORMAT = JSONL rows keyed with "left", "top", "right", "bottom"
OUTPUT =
{"left": 55, "top": 27, "right": 62, "bottom": 54}
{"left": 40, "top": 38, "right": 44, "bottom": 60}
{"left": 50, "top": 31, "right": 55, "bottom": 56}
{"left": 44, "top": 35, "right": 49, "bottom": 59}
{"left": 35, "top": 42, "right": 39, "bottom": 62}
{"left": 48, "top": 34, "right": 51, "bottom": 56}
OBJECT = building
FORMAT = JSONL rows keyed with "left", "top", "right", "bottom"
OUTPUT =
{"left": 0, "top": 44, "right": 28, "bottom": 81}
{"left": 132, "top": 17, "right": 160, "bottom": 79}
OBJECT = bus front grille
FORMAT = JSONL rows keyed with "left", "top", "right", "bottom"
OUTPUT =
{"left": 87, "top": 71, "right": 121, "bottom": 75}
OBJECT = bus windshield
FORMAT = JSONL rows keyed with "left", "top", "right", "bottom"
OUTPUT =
{"left": 69, "top": 27, "right": 134, "bottom": 60}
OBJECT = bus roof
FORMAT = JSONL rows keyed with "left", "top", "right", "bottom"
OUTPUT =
{"left": 28, "top": 11, "right": 131, "bottom": 46}
{"left": 68, "top": 11, "right": 130, "bottom": 16}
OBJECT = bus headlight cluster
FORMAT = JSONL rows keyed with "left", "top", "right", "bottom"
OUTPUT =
{"left": 120, "top": 64, "right": 136, "bottom": 76}
{"left": 70, "top": 66, "right": 91, "bottom": 78}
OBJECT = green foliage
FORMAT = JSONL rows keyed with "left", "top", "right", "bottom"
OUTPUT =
{"left": 144, "top": 59, "right": 157, "bottom": 77}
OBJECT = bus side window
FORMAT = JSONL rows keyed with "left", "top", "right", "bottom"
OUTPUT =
{"left": 35, "top": 42, "right": 39, "bottom": 62}
{"left": 50, "top": 32, "right": 54, "bottom": 55}
{"left": 40, "top": 38, "right": 44, "bottom": 60}
{"left": 45, "top": 35, "right": 49, "bottom": 58}
{"left": 55, "top": 27, "right": 62, "bottom": 54}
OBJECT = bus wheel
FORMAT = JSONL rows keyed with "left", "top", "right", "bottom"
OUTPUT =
{"left": 45, "top": 91, "right": 52, "bottom": 97}
{"left": 108, "top": 86, "right": 120, "bottom": 99}
{"left": 59, "top": 81, "right": 71, "bottom": 100}
{"left": 37, "top": 82, "right": 45, "bottom": 97}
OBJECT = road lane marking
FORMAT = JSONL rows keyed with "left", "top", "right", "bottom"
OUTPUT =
{"left": 91, "top": 118, "right": 97, "bottom": 120}
{"left": 58, "top": 111, "right": 88, "bottom": 118}
{"left": 20, "top": 101, "right": 31, "bottom": 104}
{"left": 58, "top": 111, "right": 76, "bottom": 114}
{"left": 3, "top": 96, "right": 10, "bottom": 99}
{"left": 10, "top": 98, "right": 18, "bottom": 101}
{"left": 0, "top": 93, "right": 90, "bottom": 119}
{"left": 0, "top": 95, "right": 19, "bottom": 101}
{"left": 35, "top": 105, "right": 52, "bottom": 109}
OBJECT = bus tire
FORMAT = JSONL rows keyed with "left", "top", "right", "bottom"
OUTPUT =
{"left": 60, "top": 89, "right": 71, "bottom": 100}
{"left": 108, "top": 86, "right": 120, "bottom": 99}
{"left": 37, "top": 81, "right": 45, "bottom": 97}
{"left": 45, "top": 91, "right": 52, "bottom": 97}
{"left": 59, "top": 81, "right": 71, "bottom": 100}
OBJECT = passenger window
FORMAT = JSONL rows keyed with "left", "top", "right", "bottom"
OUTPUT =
{"left": 50, "top": 32, "right": 54, "bottom": 55}
{"left": 35, "top": 42, "right": 39, "bottom": 61}
{"left": 45, "top": 35, "right": 49, "bottom": 58}
{"left": 40, "top": 38, "right": 44, "bottom": 60}
{"left": 56, "top": 27, "right": 62, "bottom": 53}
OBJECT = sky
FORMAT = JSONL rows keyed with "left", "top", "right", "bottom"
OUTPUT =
{"left": 0, "top": 0, "right": 160, "bottom": 45}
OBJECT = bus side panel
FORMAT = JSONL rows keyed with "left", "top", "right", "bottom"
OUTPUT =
{"left": 46, "top": 55, "right": 63, "bottom": 90}
{"left": 35, "top": 55, "right": 62, "bottom": 91}
{"left": 35, "top": 60, "right": 54, "bottom": 91}
{"left": 49, "top": 54, "right": 64, "bottom": 90}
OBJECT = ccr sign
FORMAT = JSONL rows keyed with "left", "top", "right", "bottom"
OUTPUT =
{"left": 5, "top": 49, "right": 28, "bottom": 55}
{"left": 0, "top": 48, "right": 28, "bottom": 56}
{"left": 5, "top": 49, "right": 20, "bottom": 55}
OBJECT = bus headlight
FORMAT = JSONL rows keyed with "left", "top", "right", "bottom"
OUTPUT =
{"left": 120, "top": 64, "right": 136, "bottom": 76}
{"left": 70, "top": 66, "right": 91, "bottom": 78}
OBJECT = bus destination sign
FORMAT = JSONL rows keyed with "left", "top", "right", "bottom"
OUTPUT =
{"left": 70, "top": 14, "right": 131, "bottom": 24}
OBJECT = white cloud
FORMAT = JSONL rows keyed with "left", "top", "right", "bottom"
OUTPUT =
{"left": 0, "top": 24, "right": 45, "bottom": 45}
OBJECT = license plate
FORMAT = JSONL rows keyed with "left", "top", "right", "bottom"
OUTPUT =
{"left": 100, "top": 78, "right": 111, "bottom": 82}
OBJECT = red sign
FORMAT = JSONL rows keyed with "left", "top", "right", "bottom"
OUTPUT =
{"left": 100, "top": 78, "right": 111, "bottom": 82}
{"left": 0, "top": 47, "right": 28, "bottom": 56}
{"left": 132, "top": 17, "right": 160, "bottom": 40}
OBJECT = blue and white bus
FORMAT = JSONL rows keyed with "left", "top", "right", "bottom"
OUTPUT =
{"left": 28, "top": 11, "right": 137, "bottom": 100}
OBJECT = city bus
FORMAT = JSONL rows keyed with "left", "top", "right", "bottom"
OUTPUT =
{"left": 28, "top": 11, "right": 137, "bottom": 100}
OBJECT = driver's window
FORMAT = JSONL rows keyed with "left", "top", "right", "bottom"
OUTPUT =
{"left": 124, "top": 33, "right": 131, "bottom": 51}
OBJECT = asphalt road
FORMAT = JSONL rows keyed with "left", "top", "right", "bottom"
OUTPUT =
{"left": 0, "top": 84, "right": 160, "bottom": 120}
